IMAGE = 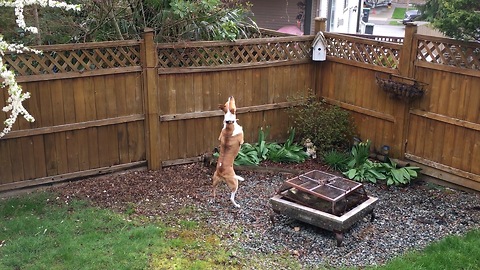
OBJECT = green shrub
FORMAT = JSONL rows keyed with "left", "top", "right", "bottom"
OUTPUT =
{"left": 322, "top": 150, "right": 350, "bottom": 171}
{"left": 287, "top": 94, "right": 355, "bottom": 155}
{"left": 214, "top": 127, "right": 308, "bottom": 165}
{"left": 266, "top": 128, "right": 308, "bottom": 163}
{"left": 342, "top": 139, "right": 422, "bottom": 186}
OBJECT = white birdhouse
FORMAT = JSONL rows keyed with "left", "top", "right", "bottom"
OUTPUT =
{"left": 312, "top": 31, "right": 327, "bottom": 61}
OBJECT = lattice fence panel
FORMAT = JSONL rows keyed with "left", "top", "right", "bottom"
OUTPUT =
{"left": 157, "top": 39, "right": 312, "bottom": 68}
{"left": 417, "top": 37, "right": 480, "bottom": 70}
{"left": 4, "top": 44, "right": 141, "bottom": 76}
{"left": 324, "top": 33, "right": 401, "bottom": 69}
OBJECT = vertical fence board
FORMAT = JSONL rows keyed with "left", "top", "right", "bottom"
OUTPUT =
{"left": 167, "top": 121, "right": 179, "bottom": 159}
{"left": 73, "top": 78, "right": 87, "bottom": 122}
{"left": 63, "top": 79, "right": 76, "bottom": 123}
{"left": 461, "top": 129, "right": 474, "bottom": 173}
{"left": 422, "top": 118, "right": 434, "bottom": 161}
{"left": 451, "top": 127, "right": 465, "bottom": 170}
{"left": 191, "top": 73, "right": 205, "bottom": 155}
{"left": 118, "top": 123, "right": 129, "bottom": 164}
{"left": 465, "top": 78, "right": 479, "bottom": 123}
{"left": 66, "top": 131, "right": 80, "bottom": 172}
{"left": 447, "top": 76, "right": 461, "bottom": 119}
{"left": 202, "top": 73, "right": 214, "bottom": 151}
{"left": 51, "top": 80, "right": 65, "bottom": 125}
{"left": 0, "top": 139, "right": 13, "bottom": 182}
{"left": 127, "top": 122, "right": 137, "bottom": 162}
{"left": 251, "top": 69, "right": 263, "bottom": 140}
{"left": 115, "top": 75, "right": 129, "bottom": 164}
{"left": 431, "top": 121, "right": 445, "bottom": 165}
{"left": 158, "top": 75, "right": 170, "bottom": 160}
{"left": 55, "top": 133, "right": 68, "bottom": 174}
{"left": 26, "top": 82, "right": 41, "bottom": 129}
{"left": 69, "top": 79, "right": 92, "bottom": 171}
{"left": 44, "top": 133, "right": 57, "bottom": 176}
{"left": 176, "top": 75, "right": 187, "bottom": 158}
{"left": 87, "top": 127, "right": 100, "bottom": 168}
{"left": 35, "top": 81, "right": 53, "bottom": 127}
{"left": 96, "top": 126, "right": 110, "bottom": 167}
{"left": 10, "top": 139, "right": 25, "bottom": 181}
{"left": 184, "top": 74, "right": 195, "bottom": 157}
{"left": 130, "top": 121, "right": 146, "bottom": 162}
{"left": 245, "top": 69, "right": 255, "bottom": 141}
{"left": 441, "top": 122, "right": 455, "bottom": 166}
{"left": 19, "top": 137, "right": 36, "bottom": 179}
{"left": 94, "top": 77, "right": 107, "bottom": 120}
{"left": 472, "top": 133, "right": 480, "bottom": 175}
{"left": 105, "top": 75, "right": 118, "bottom": 118}
{"left": 84, "top": 77, "right": 97, "bottom": 121}
{"left": 126, "top": 74, "right": 139, "bottom": 115}
{"left": 110, "top": 125, "right": 120, "bottom": 165}
{"left": 76, "top": 129, "right": 90, "bottom": 171}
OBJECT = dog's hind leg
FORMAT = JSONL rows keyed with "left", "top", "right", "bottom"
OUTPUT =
{"left": 227, "top": 178, "right": 241, "bottom": 208}
{"left": 230, "top": 189, "right": 240, "bottom": 208}
{"left": 212, "top": 173, "right": 222, "bottom": 202}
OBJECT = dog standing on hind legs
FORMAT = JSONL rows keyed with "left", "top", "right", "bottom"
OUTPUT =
{"left": 212, "top": 96, "right": 244, "bottom": 208}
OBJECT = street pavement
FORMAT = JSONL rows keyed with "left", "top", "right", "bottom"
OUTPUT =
{"left": 367, "top": 4, "right": 406, "bottom": 37}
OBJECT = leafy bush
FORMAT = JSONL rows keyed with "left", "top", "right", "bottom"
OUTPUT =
{"left": 381, "top": 158, "right": 422, "bottom": 186}
{"left": 266, "top": 128, "right": 308, "bottom": 163}
{"left": 342, "top": 139, "right": 422, "bottom": 186}
{"left": 234, "top": 143, "right": 262, "bottom": 165}
{"left": 215, "top": 127, "right": 308, "bottom": 165}
{"left": 287, "top": 94, "right": 355, "bottom": 155}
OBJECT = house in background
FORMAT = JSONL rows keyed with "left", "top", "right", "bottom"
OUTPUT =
{"left": 249, "top": 0, "right": 364, "bottom": 35}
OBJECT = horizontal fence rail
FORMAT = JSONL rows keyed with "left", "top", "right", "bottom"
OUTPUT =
{"left": 348, "top": 34, "right": 404, "bottom": 44}
{"left": 156, "top": 36, "right": 314, "bottom": 69}
{"left": 324, "top": 32, "right": 402, "bottom": 70}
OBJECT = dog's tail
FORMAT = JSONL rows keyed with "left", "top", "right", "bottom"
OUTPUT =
{"left": 235, "top": 175, "right": 245, "bottom": 181}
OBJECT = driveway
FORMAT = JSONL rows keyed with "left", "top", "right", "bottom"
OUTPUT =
{"left": 368, "top": 4, "right": 406, "bottom": 37}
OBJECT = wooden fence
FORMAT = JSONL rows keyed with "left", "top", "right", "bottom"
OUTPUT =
{"left": 0, "top": 41, "right": 146, "bottom": 191}
{"left": 318, "top": 24, "right": 479, "bottom": 191}
{"left": 0, "top": 23, "right": 479, "bottom": 192}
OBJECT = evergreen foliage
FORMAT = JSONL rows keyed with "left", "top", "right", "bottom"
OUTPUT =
{"left": 418, "top": 0, "right": 480, "bottom": 42}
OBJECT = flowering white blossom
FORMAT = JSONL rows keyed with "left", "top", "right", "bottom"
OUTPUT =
{"left": 0, "top": 0, "right": 80, "bottom": 138}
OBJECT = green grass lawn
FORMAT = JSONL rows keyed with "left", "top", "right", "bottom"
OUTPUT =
{"left": 1, "top": 192, "right": 479, "bottom": 269}
{"left": 392, "top": 7, "right": 407, "bottom": 20}
{"left": 369, "top": 229, "right": 480, "bottom": 270}
{"left": 0, "top": 192, "right": 298, "bottom": 270}
{"left": 389, "top": 7, "right": 417, "bottom": 26}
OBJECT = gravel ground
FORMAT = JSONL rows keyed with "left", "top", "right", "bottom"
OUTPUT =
{"left": 51, "top": 160, "right": 480, "bottom": 269}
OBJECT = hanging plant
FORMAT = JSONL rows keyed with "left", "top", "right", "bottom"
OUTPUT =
{"left": 375, "top": 73, "right": 427, "bottom": 101}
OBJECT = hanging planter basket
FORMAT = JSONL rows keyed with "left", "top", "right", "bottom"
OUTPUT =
{"left": 375, "top": 73, "right": 427, "bottom": 101}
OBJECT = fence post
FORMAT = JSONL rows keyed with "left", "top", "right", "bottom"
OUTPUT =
{"left": 314, "top": 17, "right": 327, "bottom": 33}
{"left": 395, "top": 23, "right": 418, "bottom": 158}
{"left": 141, "top": 28, "right": 161, "bottom": 170}
{"left": 398, "top": 23, "right": 418, "bottom": 77}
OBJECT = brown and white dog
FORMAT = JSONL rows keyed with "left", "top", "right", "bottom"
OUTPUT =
{"left": 212, "top": 96, "right": 244, "bottom": 208}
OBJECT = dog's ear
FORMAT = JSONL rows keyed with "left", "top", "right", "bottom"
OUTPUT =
{"left": 218, "top": 104, "right": 227, "bottom": 113}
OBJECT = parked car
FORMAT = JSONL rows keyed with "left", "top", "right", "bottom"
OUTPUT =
{"left": 364, "top": 0, "right": 392, "bottom": 8}
{"left": 402, "top": 9, "right": 422, "bottom": 25}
